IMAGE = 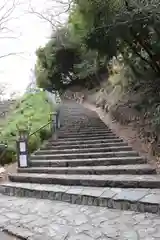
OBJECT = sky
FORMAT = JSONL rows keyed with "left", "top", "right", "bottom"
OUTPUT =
{"left": 0, "top": 0, "right": 68, "bottom": 98}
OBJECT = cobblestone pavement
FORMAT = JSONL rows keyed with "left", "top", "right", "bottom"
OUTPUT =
{"left": 0, "top": 194, "right": 160, "bottom": 240}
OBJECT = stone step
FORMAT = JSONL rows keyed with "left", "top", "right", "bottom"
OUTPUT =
{"left": 36, "top": 146, "right": 133, "bottom": 155}
{"left": 61, "top": 116, "right": 100, "bottom": 119}
{"left": 58, "top": 133, "right": 117, "bottom": 139}
{"left": 58, "top": 130, "right": 112, "bottom": 134}
{"left": 60, "top": 124, "right": 107, "bottom": 128}
{"left": 31, "top": 151, "right": 139, "bottom": 160}
{"left": 1, "top": 182, "right": 160, "bottom": 214}
{"left": 18, "top": 164, "right": 155, "bottom": 175}
{"left": 58, "top": 135, "right": 118, "bottom": 141}
{"left": 58, "top": 129, "right": 113, "bottom": 134}
{"left": 58, "top": 132, "right": 115, "bottom": 137}
{"left": 60, "top": 113, "right": 95, "bottom": 115}
{"left": 48, "top": 138, "right": 124, "bottom": 146}
{"left": 41, "top": 142, "right": 129, "bottom": 150}
{"left": 30, "top": 156, "right": 146, "bottom": 167}
{"left": 8, "top": 173, "right": 160, "bottom": 188}
{"left": 59, "top": 127, "right": 110, "bottom": 131}
{"left": 61, "top": 112, "right": 97, "bottom": 115}
{"left": 61, "top": 120, "right": 106, "bottom": 124}
{"left": 61, "top": 120, "right": 106, "bottom": 123}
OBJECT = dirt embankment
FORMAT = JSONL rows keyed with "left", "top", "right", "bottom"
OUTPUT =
{"left": 63, "top": 83, "right": 160, "bottom": 171}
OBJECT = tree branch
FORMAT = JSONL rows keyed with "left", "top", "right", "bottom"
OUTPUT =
{"left": 0, "top": 0, "right": 22, "bottom": 41}
{"left": 28, "top": 0, "right": 73, "bottom": 29}
{"left": 0, "top": 52, "right": 25, "bottom": 59}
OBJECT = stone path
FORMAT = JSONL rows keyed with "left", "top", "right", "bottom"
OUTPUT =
{"left": 0, "top": 194, "right": 160, "bottom": 240}
{"left": 1, "top": 101, "right": 160, "bottom": 239}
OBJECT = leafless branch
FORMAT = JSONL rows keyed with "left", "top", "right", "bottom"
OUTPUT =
{"left": 0, "top": 0, "right": 25, "bottom": 58}
{"left": 0, "top": 0, "right": 18, "bottom": 28}
{"left": 0, "top": 80, "right": 11, "bottom": 99}
{"left": 0, "top": 52, "right": 25, "bottom": 59}
{"left": 0, "top": 0, "right": 24, "bottom": 39}
{"left": 28, "top": 0, "right": 73, "bottom": 29}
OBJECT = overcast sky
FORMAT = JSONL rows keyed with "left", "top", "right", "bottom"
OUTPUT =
{"left": 0, "top": 0, "right": 68, "bottom": 97}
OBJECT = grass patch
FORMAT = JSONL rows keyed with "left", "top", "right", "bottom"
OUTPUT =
{"left": 0, "top": 91, "right": 53, "bottom": 165}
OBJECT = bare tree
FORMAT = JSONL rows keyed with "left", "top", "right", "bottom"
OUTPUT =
{"left": 0, "top": 0, "right": 25, "bottom": 59}
{"left": 9, "top": 90, "right": 21, "bottom": 100}
{"left": 0, "top": 0, "right": 20, "bottom": 38}
{"left": 25, "top": 68, "right": 37, "bottom": 93}
{"left": 29, "top": 0, "right": 73, "bottom": 30}
{"left": 0, "top": 81, "right": 20, "bottom": 101}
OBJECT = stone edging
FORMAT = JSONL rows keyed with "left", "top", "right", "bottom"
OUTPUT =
{"left": 0, "top": 184, "right": 160, "bottom": 215}
{"left": 2, "top": 229, "right": 26, "bottom": 240}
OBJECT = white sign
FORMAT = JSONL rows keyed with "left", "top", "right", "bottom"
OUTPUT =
{"left": 20, "top": 142, "right": 26, "bottom": 152}
{"left": 19, "top": 154, "right": 27, "bottom": 167}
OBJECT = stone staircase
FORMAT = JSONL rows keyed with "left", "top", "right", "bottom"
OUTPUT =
{"left": 1, "top": 102, "right": 160, "bottom": 214}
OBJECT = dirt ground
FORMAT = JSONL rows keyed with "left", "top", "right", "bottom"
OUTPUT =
{"left": 0, "top": 162, "right": 17, "bottom": 182}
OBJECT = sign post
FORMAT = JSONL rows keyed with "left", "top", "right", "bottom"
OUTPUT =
{"left": 17, "top": 130, "right": 29, "bottom": 168}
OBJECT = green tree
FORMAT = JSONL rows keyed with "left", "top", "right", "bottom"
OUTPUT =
{"left": 35, "top": 0, "right": 160, "bottom": 92}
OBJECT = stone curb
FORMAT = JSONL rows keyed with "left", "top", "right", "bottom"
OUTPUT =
{"left": 2, "top": 228, "right": 27, "bottom": 240}
{"left": 0, "top": 184, "right": 160, "bottom": 215}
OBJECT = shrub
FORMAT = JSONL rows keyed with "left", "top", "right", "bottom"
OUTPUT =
{"left": 0, "top": 91, "right": 54, "bottom": 165}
